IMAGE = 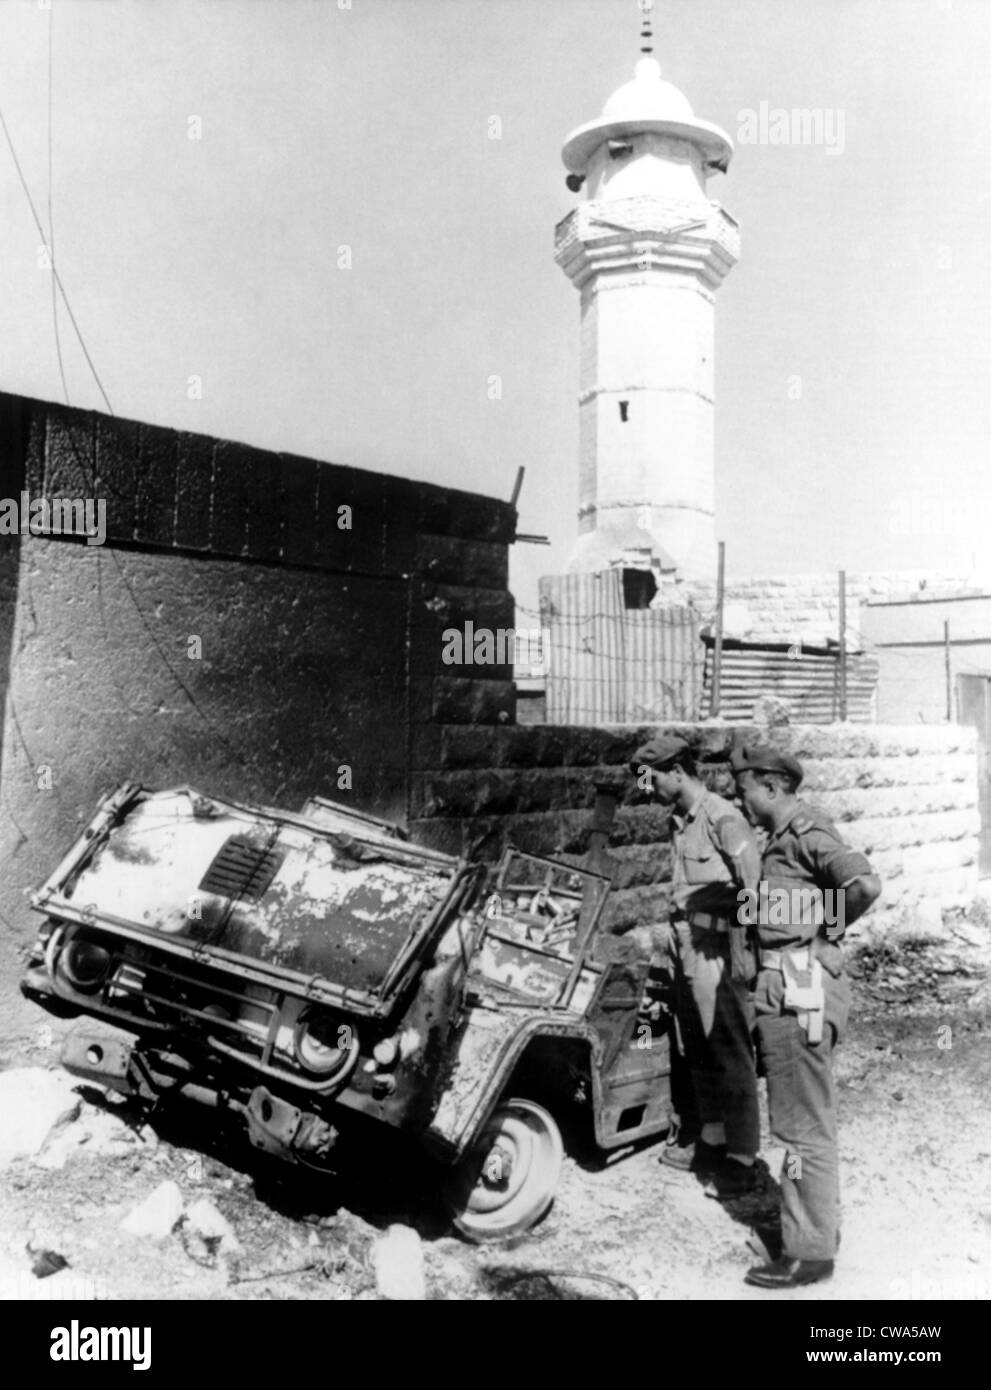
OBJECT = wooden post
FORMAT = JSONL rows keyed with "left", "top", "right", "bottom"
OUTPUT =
{"left": 944, "top": 620, "right": 953, "bottom": 721}
{"left": 711, "top": 541, "right": 725, "bottom": 717}
{"left": 838, "top": 570, "right": 848, "bottom": 722}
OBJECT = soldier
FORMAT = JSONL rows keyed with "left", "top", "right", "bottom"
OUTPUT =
{"left": 630, "top": 735, "right": 761, "bottom": 1196}
{"left": 731, "top": 744, "right": 881, "bottom": 1290}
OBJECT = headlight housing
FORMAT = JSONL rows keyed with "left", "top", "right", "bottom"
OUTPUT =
{"left": 293, "top": 1006, "right": 359, "bottom": 1081}
{"left": 56, "top": 933, "right": 112, "bottom": 994}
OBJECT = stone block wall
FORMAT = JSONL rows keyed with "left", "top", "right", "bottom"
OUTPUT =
{"left": 778, "top": 726, "right": 979, "bottom": 918}
{"left": 683, "top": 570, "right": 981, "bottom": 648}
{"left": 409, "top": 721, "right": 980, "bottom": 937}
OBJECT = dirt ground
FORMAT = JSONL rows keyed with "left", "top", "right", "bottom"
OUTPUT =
{"left": 1, "top": 916, "right": 989, "bottom": 1303}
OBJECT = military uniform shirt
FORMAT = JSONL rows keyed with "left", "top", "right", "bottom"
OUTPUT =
{"left": 757, "top": 803, "right": 875, "bottom": 949}
{"left": 670, "top": 789, "right": 761, "bottom": 918}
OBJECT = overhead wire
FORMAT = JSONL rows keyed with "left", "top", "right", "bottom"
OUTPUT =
{"left": 0, "top": 108, "right": 112, "bottom": 416}
{"left": 0, "top": 69, "right": 249, "bottom": 785}
{"left": 47, "top": 2, "right": 68, "bottom": 407}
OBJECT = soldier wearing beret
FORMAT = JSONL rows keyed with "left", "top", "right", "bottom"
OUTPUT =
{"left": 630, "top": 735, "right": 761, "bottom": 1195}
{"left": 731, "top": 743, "right": 881, "bottom": 1290}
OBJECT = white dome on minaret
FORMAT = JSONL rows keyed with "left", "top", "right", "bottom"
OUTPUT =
{"left": 603, "top": 57, "right": 694, "bottom": 121}
{"left": 562, "top": 55, "right": 733, "bottom": 176}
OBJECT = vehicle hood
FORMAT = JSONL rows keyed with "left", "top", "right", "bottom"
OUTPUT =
{"left": 35, "top": 786, "right": 465, "bottom": 1008}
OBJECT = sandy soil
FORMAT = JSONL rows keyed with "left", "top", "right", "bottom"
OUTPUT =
{"left": 1, "top": 919, "right": 989, "bottom": 1302}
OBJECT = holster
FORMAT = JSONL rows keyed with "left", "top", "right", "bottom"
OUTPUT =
{"left": 780, "top": 953, "right": 825, "bottom": 1044}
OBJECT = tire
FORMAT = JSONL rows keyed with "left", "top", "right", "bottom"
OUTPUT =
{"left": 443, "top": 1097, "right": 564, "bottom": 1243}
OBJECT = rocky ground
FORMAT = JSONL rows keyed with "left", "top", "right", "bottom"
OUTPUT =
{"left": 1, "top": 911, "right": 989, "bottom": 1303}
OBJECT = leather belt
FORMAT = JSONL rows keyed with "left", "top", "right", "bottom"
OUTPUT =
{"left": 759, "top": 944, "right": 813, "bottom": 972}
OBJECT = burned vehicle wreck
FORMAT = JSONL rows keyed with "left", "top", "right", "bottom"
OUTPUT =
{"left": 21, "top": 783, "right": 672, "bottom": 1240}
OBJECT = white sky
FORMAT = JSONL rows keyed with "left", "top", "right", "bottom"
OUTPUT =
{"left": 1, "top": 0, "right": 989, "bottom": 620}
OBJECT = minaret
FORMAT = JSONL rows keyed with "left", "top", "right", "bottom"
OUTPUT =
{"left": 554, "top": 15, "right": 739, "bottom": 583}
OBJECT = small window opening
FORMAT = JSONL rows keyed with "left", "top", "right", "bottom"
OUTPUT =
{"left": 619, "top": 400, "right": 629, "bottom": 423}
{"left": 622, "top": 568, "right": 657, "bottom": 610}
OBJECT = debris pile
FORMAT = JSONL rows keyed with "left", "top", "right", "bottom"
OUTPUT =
{"left": 847, "top": 922, "right": 990, "bottom": 1014}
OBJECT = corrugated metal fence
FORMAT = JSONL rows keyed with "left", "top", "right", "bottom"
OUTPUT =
{"left": 541, "top": 571, "right": 702, "bottom": 724}
{"left": 702, "top": 636, "right": 879, "bottom": 723}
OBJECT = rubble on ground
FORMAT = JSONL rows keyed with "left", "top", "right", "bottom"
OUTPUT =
{"left": 120, "top": 1180, "right": 184, "bottom": 1238}
{"left": 371, "top": 1224, "right": 426, "bottom": 1301}
{"left": 0, "top": 1068, "right": 81, "bottom": 1168}
{"left": 183, "top": 1197, "right": 241, "bottom": 1255}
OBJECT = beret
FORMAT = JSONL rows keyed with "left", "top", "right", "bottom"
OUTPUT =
{"left": 729, "top": 742, "right": 804, "bottom": 787}
{"left": 629, "top": 735, "right": 691, "bottom": 774}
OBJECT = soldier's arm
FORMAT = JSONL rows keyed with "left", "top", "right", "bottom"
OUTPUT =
{"left": 712, "top": 815, "right": 762, "bottom": 895}
{"left": 837, "top": 872, "right": 882, "bottom": 927}
{"left": 802, "top": 820, "right": 881, "bottom": 928}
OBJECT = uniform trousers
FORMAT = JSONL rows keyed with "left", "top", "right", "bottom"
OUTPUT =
{"left": 670, "top": 919, "right": 759, "bottom": 1159}
{"left": 752, "top": 963, "right": 851, "bottom": 1261}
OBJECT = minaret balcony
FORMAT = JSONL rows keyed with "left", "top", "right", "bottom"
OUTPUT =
{"left": 554, "top": 195, "right": 740, "bottom": 291}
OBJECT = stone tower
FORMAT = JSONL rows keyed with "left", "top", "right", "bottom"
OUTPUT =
{"left": 554, "top": 48, "right": 739, "bottom": 583}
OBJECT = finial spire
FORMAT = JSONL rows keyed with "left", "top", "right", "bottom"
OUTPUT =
{"left": 639, "top": 0, "right": 654, "bottom": 56}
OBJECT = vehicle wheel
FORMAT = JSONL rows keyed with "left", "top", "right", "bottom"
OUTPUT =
{"left": 443, "top": 1097, "right": 563, "bottom": 1243}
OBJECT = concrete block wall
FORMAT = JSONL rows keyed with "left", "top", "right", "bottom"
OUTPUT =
{"left": 409, "top": 721, "right": 980, "bottom": 937}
